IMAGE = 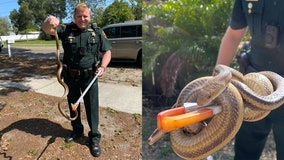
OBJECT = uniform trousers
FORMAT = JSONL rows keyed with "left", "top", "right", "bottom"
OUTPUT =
{"left": 64, "top": 75, "right": 101, "bottom": 144}
{"left": 234, "top": 104, "right": 284, "bottom": 160}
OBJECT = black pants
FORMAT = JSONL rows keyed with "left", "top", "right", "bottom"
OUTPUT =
{"left": 234, "top": 104, "right": 284, "bottom": 160}
{"left": 64, "top": 75, "right": 101, "bottom": 144}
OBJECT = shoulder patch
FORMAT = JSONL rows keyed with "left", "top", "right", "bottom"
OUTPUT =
{"left": 102, "top": 31, "right": 108, "bottom": 39}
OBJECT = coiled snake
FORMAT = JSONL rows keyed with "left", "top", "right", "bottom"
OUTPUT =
{"left": 54, "top": 31, "right": 78, "bottom": 121}
{"left": 148, "top": 64, "right": 284, "bottom": 160}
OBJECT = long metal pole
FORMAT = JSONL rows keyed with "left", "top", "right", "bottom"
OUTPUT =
{"left": 71, "top": 70, "right": 102, "bottom": 111}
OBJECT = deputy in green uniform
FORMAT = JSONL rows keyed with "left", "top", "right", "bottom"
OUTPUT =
{"left": 216, "top": 0, "right": 284, "bottom": 159}
{"left": 42, "top": 3, "right": 111, "bottom": 157}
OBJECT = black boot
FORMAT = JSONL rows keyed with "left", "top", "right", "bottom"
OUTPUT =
{"left": 89, "top": 142, "right": 101, "bottom": 157}
{"left": 64, "top": 133, "right": 82, "bottom": 143}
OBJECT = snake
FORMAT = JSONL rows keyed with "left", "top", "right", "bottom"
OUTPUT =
{"left": 54, "top": 30, "right": 78, "bottom": 121}
{"left": 148, "top": 64, "right": 284, "bottom": 160}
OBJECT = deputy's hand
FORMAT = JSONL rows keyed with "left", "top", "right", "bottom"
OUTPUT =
{"left": 96, "top": 66, "right": 105, "bottom": 77}
{"left": 47, "top": 16, "right": 59, "bottom": 28}
{"left": 42, "top": 15, "right": 60, "bottom": 35}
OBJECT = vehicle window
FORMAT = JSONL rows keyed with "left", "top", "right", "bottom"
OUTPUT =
{"left": 103, "top": 27, "right": 120, "bottom": 38}
{"left": 137, "top": 25, "right": 142, "bottom": 37}
{"left": 121, "top": 25, "right": 137, "bottom": 37}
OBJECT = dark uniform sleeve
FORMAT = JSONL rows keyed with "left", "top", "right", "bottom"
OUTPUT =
{"left": 99, "top": 29, "right": 112, "bottom": 52}
{"left": 230, "top": 0, "right": 248, "bottom": 29}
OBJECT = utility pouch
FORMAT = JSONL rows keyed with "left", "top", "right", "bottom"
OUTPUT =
{"left": 237, "top": 52, "right": 249, "bottom": 74}
{"left": 237, "top": 41, "right": 251, "bottom": 74}
{"left": 237, "top": 52, "right": 258, "bottom": 74}
{"left": 264, "top": 25, "right": 279, "bottom": 49}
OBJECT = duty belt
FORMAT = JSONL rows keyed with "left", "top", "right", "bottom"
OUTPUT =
{"left": 63, "top": 65, "right": 94, "bottom": 78}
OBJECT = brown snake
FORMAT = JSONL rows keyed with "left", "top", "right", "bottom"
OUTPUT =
{"left": 54, "top": 31, "right": 78, "bottom": 121}
{"left": 148, "top": 64, "right": 284, "bottom": 160}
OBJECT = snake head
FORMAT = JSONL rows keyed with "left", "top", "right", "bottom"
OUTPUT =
{"left": 197, "top": 80, "right": 228, "bottom": 106}
{"left": 197, "top": 91, "right": 212, "bottom": 106}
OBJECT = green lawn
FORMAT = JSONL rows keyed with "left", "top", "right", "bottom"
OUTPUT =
{"left": 12, "top": 39, "right": 60, "bottom": 47}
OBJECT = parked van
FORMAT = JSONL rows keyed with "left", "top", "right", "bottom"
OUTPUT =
{"left": 102, "top": 20, "right": 142, "bottom": 65}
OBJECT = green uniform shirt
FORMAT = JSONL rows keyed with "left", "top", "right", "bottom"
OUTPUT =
{"left": 231, "top": 0, "right": 284, "bottom": 74}
{"left": 57, "top": 22, "right": 112, "bottom": 69}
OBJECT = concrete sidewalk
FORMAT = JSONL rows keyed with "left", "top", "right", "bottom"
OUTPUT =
{"left": 19, "top": 76, "right": 142, "bottom": 114}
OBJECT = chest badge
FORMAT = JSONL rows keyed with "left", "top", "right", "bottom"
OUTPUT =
{"left": 68, "top": 34, "right": 75, "bottom": 43}
{"left": 248, "top": 2, "right": 253, "bottom": 14}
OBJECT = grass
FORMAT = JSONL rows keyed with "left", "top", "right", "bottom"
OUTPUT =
{"left": 106, "top": 107, "right": 118, "bottom": 113}
{"left": 9, "top": 39, "right": 60, "bottom": 47}
{"left": 133, "top": 113, "right": 141, "bottom": 121}
{"left": 28, "top": 149, "right": 38, "bottom": 156}
{"left": 160, "top": 146, "right": 173, "bottom": 157}
{"left": 61, "top": 142, "right": 73, "bottom": 150}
